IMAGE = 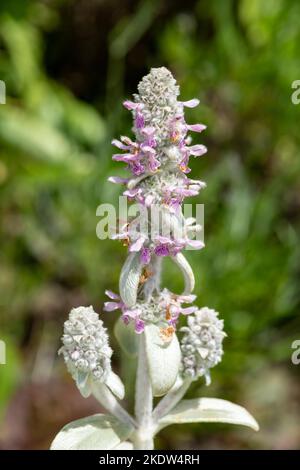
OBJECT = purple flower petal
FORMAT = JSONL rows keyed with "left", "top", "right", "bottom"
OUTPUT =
{"left": 187, "top": 124, "right": 207, "bottom": 133}
{"left": 121, "top": 135, "right": 136, "bottom": 147}
{"left": 148, "top": 155, "right": 161, "bottom": 172}
{"left": 154, "top": 244, "right": 170, "bottom": 257}
{"left": 173, "top": 187, "right": 199, "bottom": 197}
{"left": 177, "top": 294, "right": 197, "bottom": 303}
{"left": 108, "top": 176, "right": 129, "bottom": 184}
{"left": 141, "top": 126, "right": 155, "bottom": 137}
{"left": 105, "top": 290, "right": 120, "bottom": 300}
{"left": 129, "top": 236, "right": 146, "bottom": 252}
{"left": 111, "top": 139, "right": 130, "bottom": 150}
{"left": 141, "top": 144, "right": 156, "bottom": 155}
{"left": 140, "top": 247, "right": 151, "bottom": 264}
{"left": 123, "top": 100, "right": 139, "bottom": 110}
{"left": 135, "top": 112, "right": 145, "bottom": 129}
{"left": 186, "top": 239, "right": 205, "bottom": 249}
{"left": 181, "top": 99, "right": 200, "bottom": 108}
{"left": 167, "top": 198, "right": 181, "bottom": 212}
{"left": 180, "top": 306, "right": 198, "bottom": 315}
{"left": 155, "top": 235, "right": 172, "bottom": 244}
{"left": 123, "top": 308, "right": 141, "bottom": 319}
{"left": 113, "top": 153, "right": 140, "bottom": 163}
{"left": 169, "top": 305, "right": 180, "bottom": 315}
{"left": 169, "top": 245, "right": 184, "bottom": 256}
{"left": 122, "top": 314, "right": 130, "bottom": 325}
{"left": 130, "top": 162, "right": 145, "bottom": 175}
{"left": 135, "top": 318, "right": 145, "bottom": 334}
{"left": 188, "top": 145, "right": 207, "bottom": 157}
{"left": 104, "top": 301, "right": 121, "bottom": 311}
{"left": 123, "top": 188, "right": 140, "bottom": 198}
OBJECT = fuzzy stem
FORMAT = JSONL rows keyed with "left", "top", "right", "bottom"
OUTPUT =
{"left": 142, "top": 255, "right": 162, "bottom": 301}
{"left": 92, "top": 382, "right": 136, "bottom": 429}
{"left": 132, "top": 334, "right": 154, "bottom": 450}
{"left": 152, "top": 376, "right": 192, "bottom": 431}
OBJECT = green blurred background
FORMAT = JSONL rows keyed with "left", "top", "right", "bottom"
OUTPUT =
{"left": 0, "top": 0, "right": 300, "bottom": 450}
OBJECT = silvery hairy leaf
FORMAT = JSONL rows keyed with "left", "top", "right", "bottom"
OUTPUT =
{"left": 113, "top": 441, "right": 134, "bottom": 450}
{"left": 156, "top": 398, "right": 259, "bottom": 433}
{"left": 50, "top": 414, "right": 134, "bottom": 450}
{"left": 119, "top": 252, "right": 143, "bottom": 307}
{"left": 172, "top": 252, "right": 195, "bottom": 294}
{"left": 105, "top": 370, "right": 125, "bottom": 400}
{"left": 144, "top": 324, "right": 181, "bottom": 397}
{"left": 75, "top": 371, "right": 92, "bottom": 398}
{"left": 114, "top": 316, "right": 139, "bottom": 357}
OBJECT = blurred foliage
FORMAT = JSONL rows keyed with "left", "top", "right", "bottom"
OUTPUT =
{"left": 0, "top": 0, "right": 300, "bottom": 449}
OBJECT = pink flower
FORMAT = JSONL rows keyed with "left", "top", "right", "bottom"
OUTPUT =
{"left": 134, "top": 318, "right": 145, "bottom": 334}
{"left": 123, "top": 100, "right": 140, "bottom": 111}
{"left": 108, "top": 176, "right": 129, "bottom": 184}
{"left": 140, "top": 247, "right": 151, "bottom": 264}
{"left": 129, "top": 235, "right": 147, "bottom": 252}
{"left": 187, "top": 123, "right": 207, "bottom": 133}
{"left": 188, "top": 144, "right": 207, "bottom": 157}
{"left": 135, "top": 111, "right": 145, "bottom": 129}
{"left": 103, "top": 290, "right": 124, "bottom": 312}
{"left": 121, "top": 308, "right": 145, "bottom": 333}
{"left": 154, "top": 236, "right": 185, "bottom": 257}
{"left": 180, "top": 98, "right": 200, "bottom": 108}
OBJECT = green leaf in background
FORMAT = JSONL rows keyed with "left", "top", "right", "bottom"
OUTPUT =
{"left": 157, "top": 398, "right": 259, "bottom": 432}
{"left": 0, "top": 105, "right": 73, "bottom": 164}
{"left": 50, "top": 414, "right": 133, "bottom": 450}
{"left": 0, "top": 336, "right": 20, "bottom": 420}
{"left": 0, "top": 14, "right": 41, "bottom": 93}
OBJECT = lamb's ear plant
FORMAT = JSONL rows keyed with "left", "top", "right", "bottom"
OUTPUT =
{"left": 51, "top": 68, "right": 259, "bottom": 451}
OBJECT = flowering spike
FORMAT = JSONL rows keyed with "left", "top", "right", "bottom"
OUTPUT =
{"left": 105, "top": 67, "right": 211, "bottom": 335}
{"left": 111, "top": 67, "right": 207, "bottom": 314}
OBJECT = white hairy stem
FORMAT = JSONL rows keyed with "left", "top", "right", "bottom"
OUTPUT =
{"left": 133, "top": 334, "right": 154, "bottom": 450}
{"left": 142, "top": 255, "right": 162, "bottom": 301}
{"left": 152, "top": 376, "right": 192, "bottom": 431}
{"left": 92, "top": 382, "right": 136, "bottom": 428}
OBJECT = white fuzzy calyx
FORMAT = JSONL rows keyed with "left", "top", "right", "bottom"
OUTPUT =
{"left": 180, "top": 307, "right": 226, "bottom": 385}
{"left": 60, "top": 306, "right": 112, "bottom": 386}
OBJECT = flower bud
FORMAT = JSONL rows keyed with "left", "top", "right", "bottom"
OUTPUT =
{"left": 180, "top": 307, "right": 226, "bottom": 385}
{"left": 59, "top": 306, "right": 112, "bottom": 396}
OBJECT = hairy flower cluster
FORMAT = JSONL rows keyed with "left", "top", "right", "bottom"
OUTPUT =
{"left": 108, "top": 67, "right": 207, "bottom": 263}
{"left": 112, "top": 209, "right": 204, "bottom": 265}
{"left": 180, "top": 308, "right": 226, "bottom": 385}
{"left": 59, "top": 306, "right": 112, "bottom": 384}
{"left": 104, "top": 288, "right": 197, "bottom": 335}
{"left": 109, "top": 66, "right": 207, "bottom": 208}
{"left": 136, "top": 172, "right": 206, "bottom": 209}
{"left": 133, "top": 67, "right": 179, "bottom": 144}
